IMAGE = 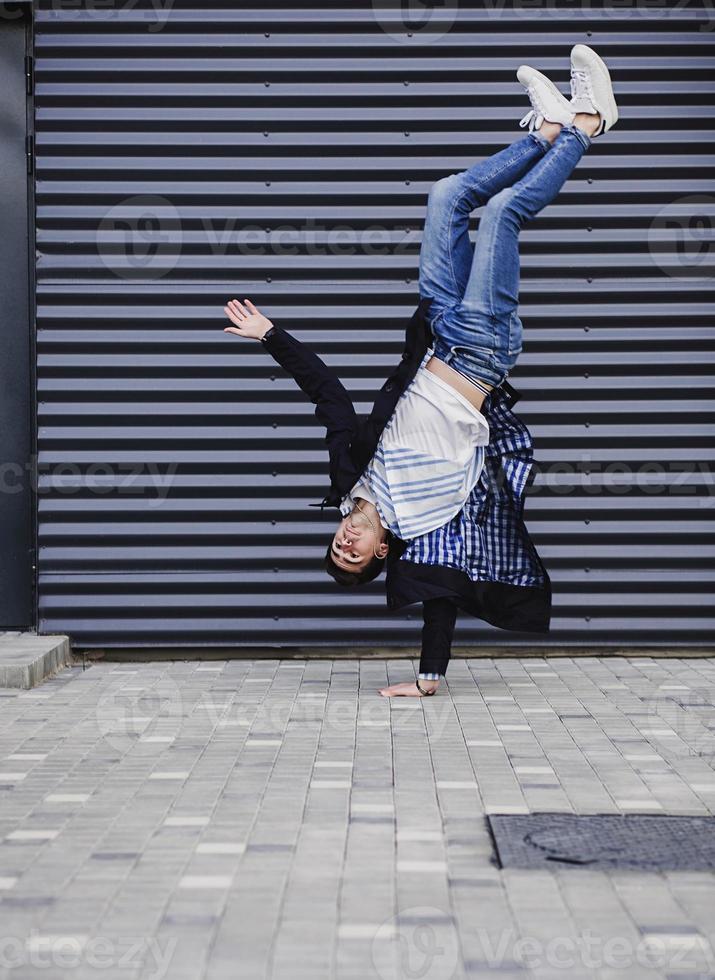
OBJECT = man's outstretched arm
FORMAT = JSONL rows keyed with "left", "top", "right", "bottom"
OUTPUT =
{"left": 223, "top": 298, "right": 358, "bottom": 453}
{"left": 378, "top": 597, "right": 457, "bottom": 698}
{"left": 419, "top": 596, "right": 458, "bottom": 681}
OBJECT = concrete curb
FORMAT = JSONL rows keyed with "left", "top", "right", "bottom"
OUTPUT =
{"left": 74, "top": 645, "right": 715, "bottom": 662}
{"left": 0, "top": 633, "right": 73, "bottom": 689}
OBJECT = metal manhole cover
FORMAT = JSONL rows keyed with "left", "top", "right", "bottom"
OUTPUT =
{"left": 488, "top": 814, "right": 715, "bottom": 871}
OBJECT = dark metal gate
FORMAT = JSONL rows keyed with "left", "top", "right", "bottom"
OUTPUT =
{"left": 0, "top": 3, "right": 34, "bottom": 629}
{"left": 34, "top": 1, "right": 715, "bottom": 647}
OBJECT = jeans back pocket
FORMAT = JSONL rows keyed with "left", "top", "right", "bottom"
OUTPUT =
{"left": 507, "top": 311, "right": 523, "bottom": 357}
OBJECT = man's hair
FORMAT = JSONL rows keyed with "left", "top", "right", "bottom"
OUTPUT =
{"left": 324, "top": 541, "right": 387, "bottom": 588}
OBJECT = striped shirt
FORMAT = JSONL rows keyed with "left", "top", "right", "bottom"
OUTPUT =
{"left": 339, "top": 351, "right": 490, "bottom": 540}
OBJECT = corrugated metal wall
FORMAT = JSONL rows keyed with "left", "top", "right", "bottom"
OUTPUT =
{"left": 34, "top": 1, "right": 715, "bottom": 647}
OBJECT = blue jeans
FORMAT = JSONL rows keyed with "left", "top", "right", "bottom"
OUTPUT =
{"left": 419, "top": 125, "right": 592, "bottom": 388}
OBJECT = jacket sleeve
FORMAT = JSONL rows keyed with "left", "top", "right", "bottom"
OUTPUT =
{"left": 261, "top": 325, "right": 358, "bottom": 451}
{"left": 419, "top": 597, "right": 458, "bottom": 677}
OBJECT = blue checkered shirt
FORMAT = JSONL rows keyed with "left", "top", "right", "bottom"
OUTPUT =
{"left": 403, "top": 384, "right": 546, "bottom": 680}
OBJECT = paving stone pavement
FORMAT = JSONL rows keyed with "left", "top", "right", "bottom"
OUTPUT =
{"left": 1, "top": 655, "right": 715, "bottom": 980}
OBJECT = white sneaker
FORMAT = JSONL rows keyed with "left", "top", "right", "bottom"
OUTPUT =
{"left": 516, "top": 65, "right": 575, "bottom": 133}
{"left": 569, "top": 44, "right": 618, "bottom": 135}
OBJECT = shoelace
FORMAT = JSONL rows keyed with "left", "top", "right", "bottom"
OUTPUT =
{"left": 518, "top": 86, "right": 545, "bottom": 132}
{"left": 570, "top": 68, "right": 595, "bottom": 107}
{"left": 519, "top": 107, "right": 543, "bottom": 131}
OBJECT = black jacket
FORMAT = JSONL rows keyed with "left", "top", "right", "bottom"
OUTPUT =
{"left": 261, "top": 299, "right": 551, "bottom": 636}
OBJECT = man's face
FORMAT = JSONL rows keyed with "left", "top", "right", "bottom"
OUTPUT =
{"left": 330, "top": 510, "right": 385, "bottom": 574}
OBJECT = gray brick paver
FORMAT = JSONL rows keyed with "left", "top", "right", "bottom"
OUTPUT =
{"left": 1, "top": 656, "right": 715, "bottom": 980}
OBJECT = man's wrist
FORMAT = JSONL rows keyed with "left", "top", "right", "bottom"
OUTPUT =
{"left": 259, "top": 325, "right": 277, "bottom": 344}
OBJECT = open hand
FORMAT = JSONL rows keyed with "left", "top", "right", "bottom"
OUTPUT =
{"left": 223, "top": 299, "right": 274, "bottom": 341}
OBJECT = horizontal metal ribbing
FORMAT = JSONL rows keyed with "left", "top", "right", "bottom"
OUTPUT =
{"left": 34, "top": 2, "right": 715, "bottom": 645}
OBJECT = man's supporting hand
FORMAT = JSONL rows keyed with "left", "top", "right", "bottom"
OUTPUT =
{"left": 223, "top": 298, "right": 274, "bottom": 340}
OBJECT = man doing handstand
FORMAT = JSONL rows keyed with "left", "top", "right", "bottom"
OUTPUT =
{"left": 223, "top": 46, "right": 618, "bottom": 697}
